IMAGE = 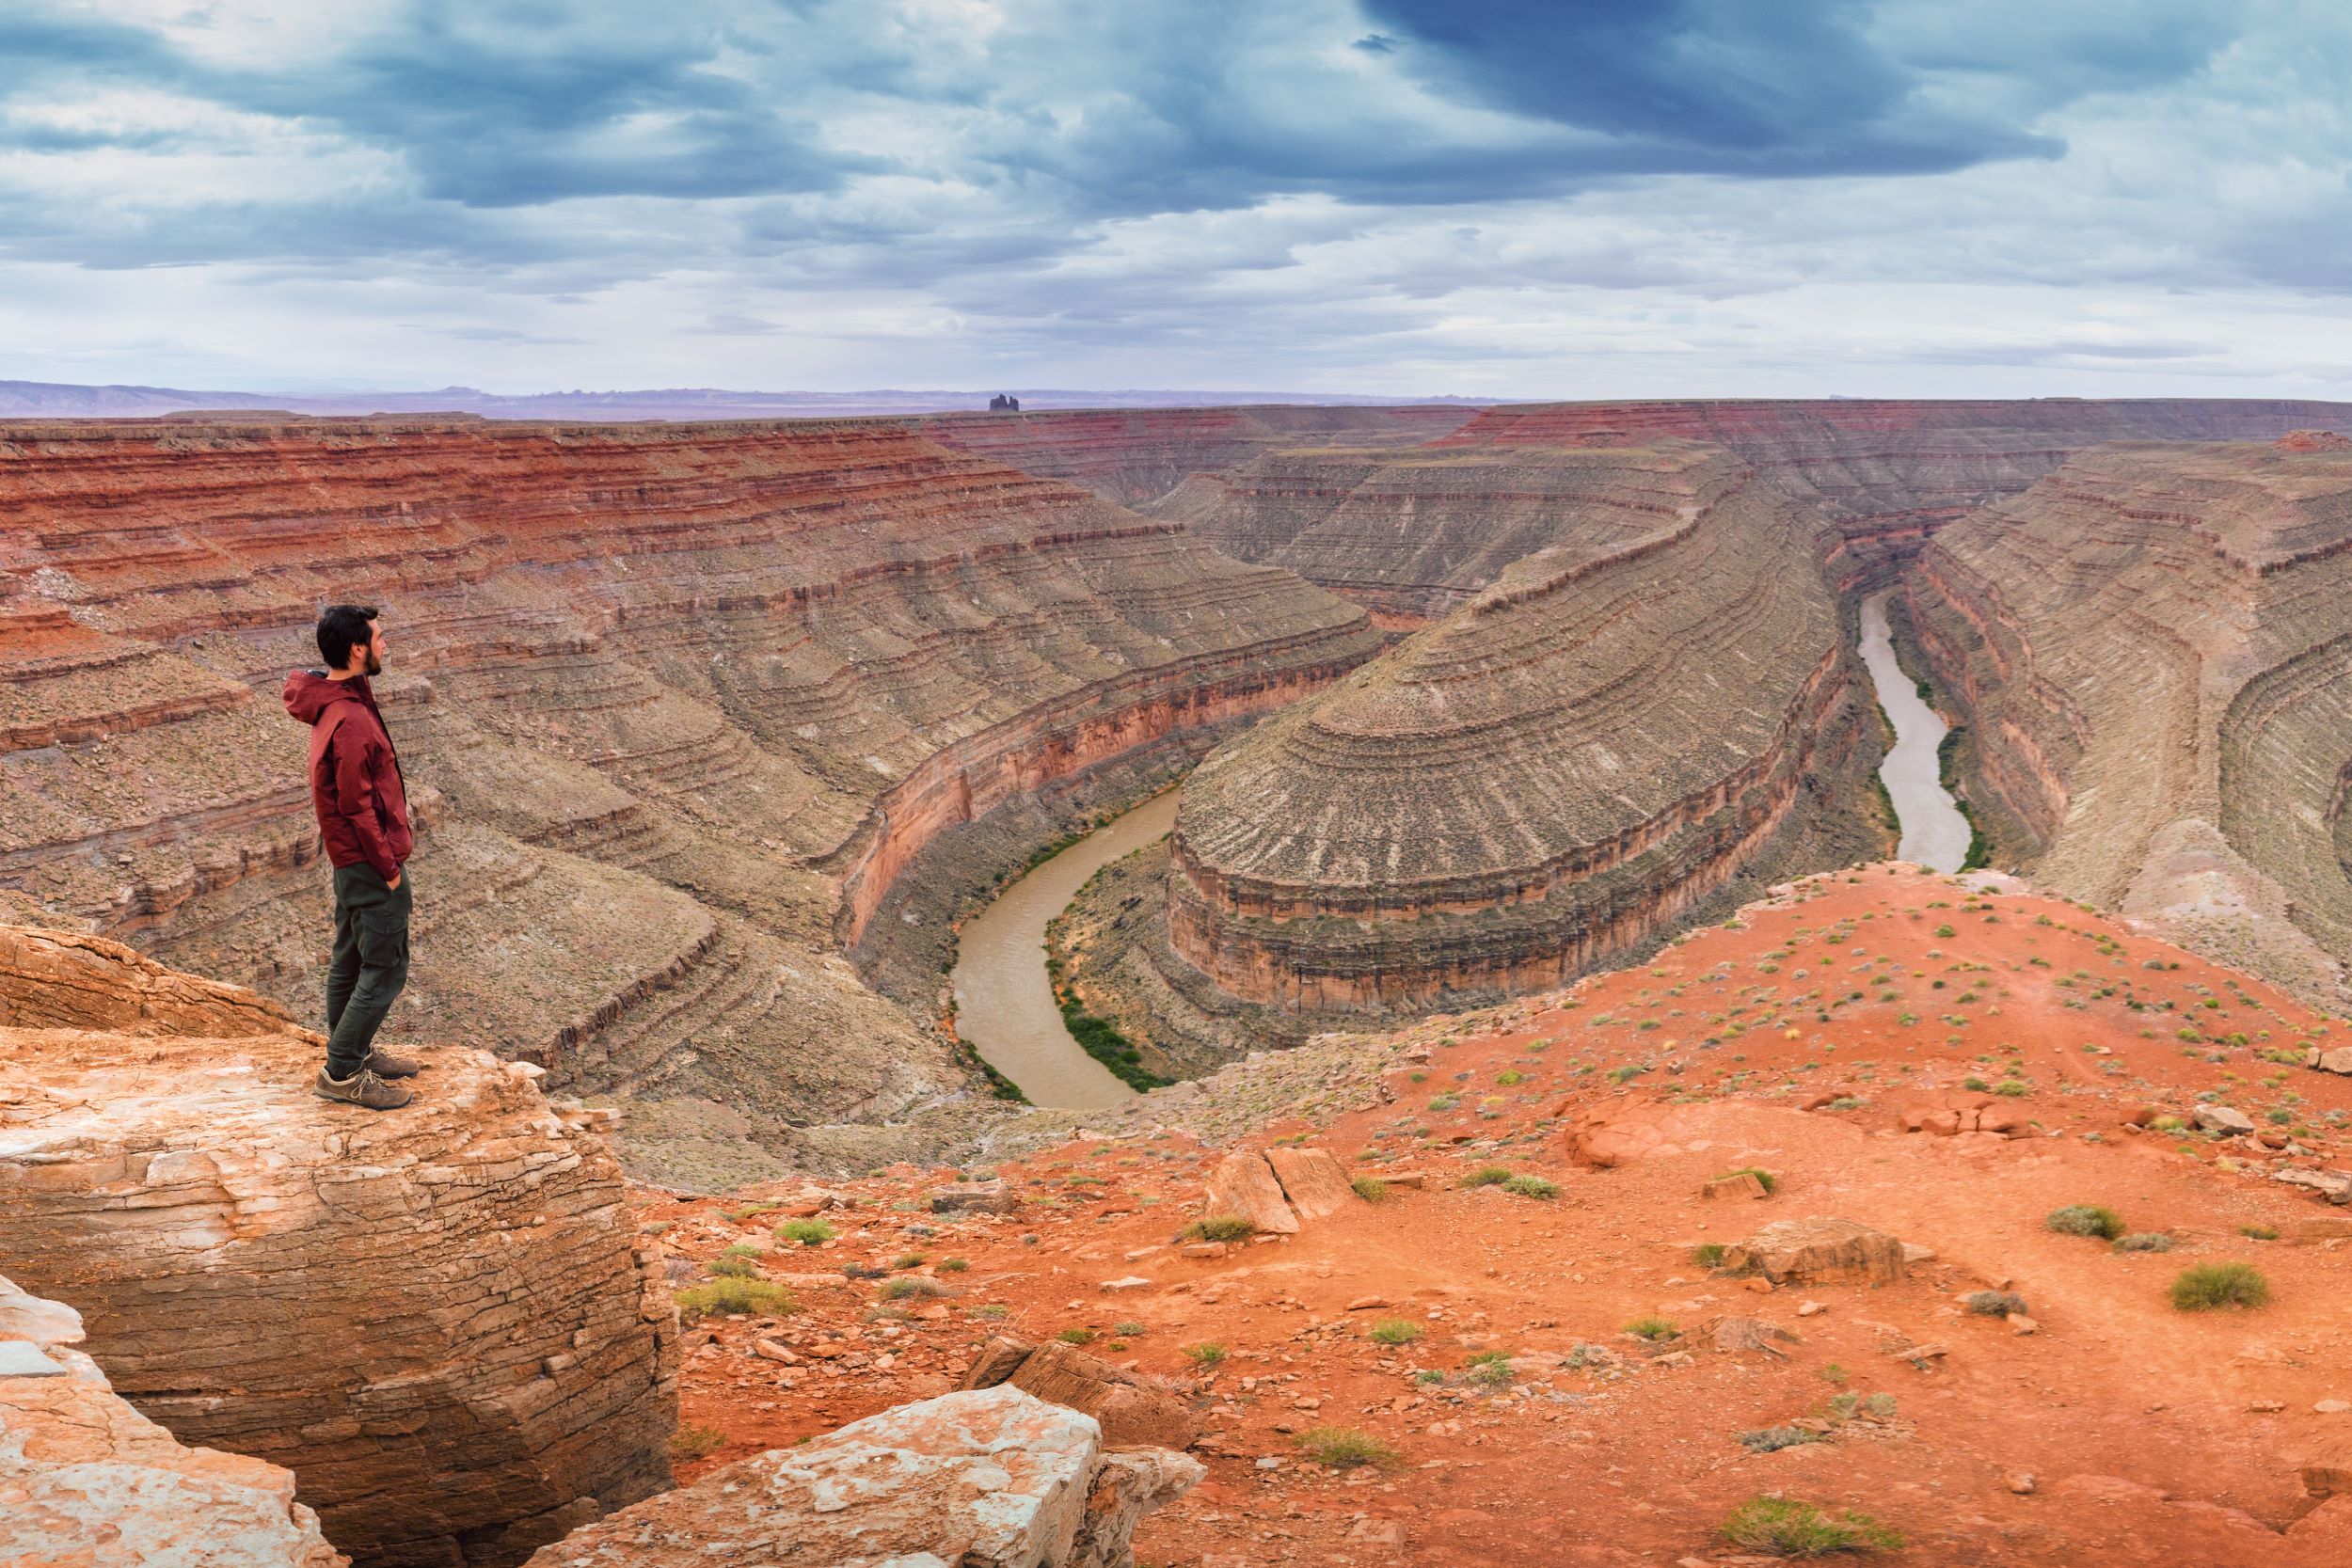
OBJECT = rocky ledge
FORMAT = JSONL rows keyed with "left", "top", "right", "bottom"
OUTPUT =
{"left": 0, "top": 925, "right": 678, "bottom": 1567}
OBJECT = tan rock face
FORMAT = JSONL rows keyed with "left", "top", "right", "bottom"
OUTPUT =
{"left": 1723, "top": 1218, "right": 1908, "bottom": 1288}
{"left": 958, "top": 1335, "right": 1197, "bottom": 1451}
{"left": 0, "top": 926, "right": 677, "bottom": 1568}
{"left": 1, "top": 1271, "right": 344, "bottom": 1567}
{"left": 1263, "top": 1146, "right": 1355, "bottom": 1220}
{"left": 1200, "top": 1148, "right": 1301, "bottom": 1234}
{"left": 527, "top": 1385, "right": 1201, "bottom": 1568}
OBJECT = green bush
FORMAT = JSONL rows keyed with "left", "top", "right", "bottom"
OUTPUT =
{"left": 1296, "top": 1426, "right": 1399, "bottom": 1469}
{"left": 776, "top": 1218, "right": 836, "bottom": 1247}
{"left": 1185, "top": 1215, "right": 1256, "bottom": 1243}
{"left": 2169, "top": 1262, "right": 2269, "bottom": 1311}
{"left": 1692, "top": 1243, "right": 1728, "bottom": 1269}
{"left": 879, "top": 1276, "right": 950, "bottom": 1301}
{"left": 2046, "top": 1204, "right": 2125, "bottom": 1241}
{"left": 1963, "top": 1290, "right": 2027, "bottom": 1316}
{"left": 1056, "top": 1326, "right": 1096, "bottom": 1344}
{"left": 2111, "top": 1232, "right": 2173, "bottom": 1253}
{"left": 669, "top": 1421, "right": 728, "bottom": 1462}
{"left": 1501, "top": 1174, "right": 1558, "bottom": 1199}
{"left": 2239, "top": 1224, "right": 2280, "bottom": 1241}
{"left": 675, "top": 1277, "right": 798, "bottom": 1320}
{"left": 1368, "top": 1318, "right": 1423, "bottom": 1346}
{"left": 1461, "top": 1164, "right": 1513, "bottom": 1188}
{"left": 938, "top": 1256, "right": 969, "bottom": 1272}
{"left": 1623, "top": 1316, "right": 1680, "bottom": 1341}
{"left": 709, "top": 1250, "right": 762, "bottom": 1279}
{"left": 1462, "top": 1350, "right": 1515, "bottom": 1387}
{"left": 1740, "top": 1425, "right": 1823, "bottom": 1453}
{"left": 1351, "top": 1176, "right": 1390, "bottom": 1203}
{"left": 1182, "top": 1341, "right": 1227, "bottom": 1366}
{"left": 1720, "top": 1497, "right": 1903, "bottom": 1557}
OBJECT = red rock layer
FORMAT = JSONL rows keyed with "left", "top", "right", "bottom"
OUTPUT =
{"left": 915, "top": 404, "right": 1475, "bottom": 506}
{"left": 1906, "top": 440, "right": 2352, "bottom": 1005}
{"left": 0, "top": 417, "right": 1378, "bottom": 1149}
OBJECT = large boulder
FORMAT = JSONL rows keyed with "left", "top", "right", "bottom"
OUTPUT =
{"left": 526, "top": 1385, "right": 1201, "bottom": 1568}
{"left": 1721, "top": 1217, "right": 1908, "bottom": 1287}
{"left": 0, "top": 1271, "right": 345, "bottom": 1567}
{"left": 1263, "top": 1146, "right": 1356, "bottom": 1220}
{"left": 0, "top": 926, "right": 678, "bottom": 1568}
{"left": 1199, "top": 1148, "right": 1300, "bottom": 1234}
{"left": 960, "top": 1336, "right": 1197, "bottom": 1449}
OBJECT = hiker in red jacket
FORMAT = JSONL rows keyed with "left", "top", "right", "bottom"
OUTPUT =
{"left": 283, "top": 605, "right": 424, "bottom": 1110}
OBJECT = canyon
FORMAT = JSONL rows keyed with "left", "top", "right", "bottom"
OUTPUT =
{"left": 8, "top": 397, "right": 2352, "bottom": 1567}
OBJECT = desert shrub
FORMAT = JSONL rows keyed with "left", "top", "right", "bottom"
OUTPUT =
{"left": 1369, "top": 1318, "right": 1423, "bottom": 1346}
{"left": 1720, "top": 1497, "right": 1903, "bottom": 1557}
{"left": 1182, "top": 1341, "right": 1227, "bottom": 1366}
{"left": 2169, "top": 1262, "right": 2269, "bottom": 1311}
{"left": 969, "top": 1303, "right": 1009, "bottom": 1319}
{"left": 1502, "top": 1174, "right": 1558, "bottom": 1199}
{"left": 878, "top": 1276, "right": 951, "bottom": 1302}
{"left": 1693, "top": 1243, "right": 1728, "bottom": 1269}
{"left": 709, "top": 1249, "right": 762, "bottom": 1279}
{"left": 2046, "top": 1204, "right": 2125, "bottom": 1241}
{"left": 1186, "top": 1215, "right": 1257, "bottom": 1243}
{"left": 1056, "top": 1326, "right": 1095, "bottom": 1344}
{"left": 893, "top": 1252, "right": 926, "bottom": 1270}
{"left": 1740, "top": 1425, "right": 1822, "bottom": 1453}
{"left": 1113, "top": 1321, "right": 1145, "bottom": 1338}
{"left": 2111, "top": 1232, "right": 2173, "bottom": 1253}
{"left": 2239, "top": 1224, "right": 2280, "bottom": 1241}
{"left": 675, "top": 1277, "right": 797, "bottom": 1320}
{"left": 776, "top": 1218, "right": 835, "bottom": 1247}
{"left": 938, "top": 1256, "right": 969, "bottom": 1272}
{"left": 1462, "top": 1350, "right": 1515, "bottom": 1387}
{"left": 1461, "top": 1164, "right": 1513, "bottom": 1188}
{"left": 1716, "top": 1166, "right": 1779, "bottom": 1194}
{"left": 1623, "top": 1316, "right": 1680, "bottom": 1341}
{"left": 669, "top": 1421, "right": 728, "bottom": 1462}
{"left": 1963, "top": 1290, "right": 2027, "bottom": 1317}
{"left": 1351, "top": 1176, "right": 1390, "bottom": 1202}
{"left": 1296, "top": 1426, "right": 1399, "bottom": 1469}
{"left": 1865, "top": 1392, "right": 1897, "bottom": 1418}
{"left": 1994, "top": 1079, "right": 2031, "bottom": 1098}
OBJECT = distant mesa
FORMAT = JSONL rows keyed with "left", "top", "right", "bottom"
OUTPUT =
{"left": 988, "top": 391, "right": 1023, "bottom": 411}
{"left": 2277, "top": 428, "right": 2352, "bottom": 451}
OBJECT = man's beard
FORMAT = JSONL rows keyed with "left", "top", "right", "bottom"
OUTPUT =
{"left": 364, "top": 647, "right": 383, "bottom": 676}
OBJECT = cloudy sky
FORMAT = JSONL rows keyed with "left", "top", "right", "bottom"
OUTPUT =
{"left": 3, "top": 0, "right": 2347, "bottom": 398}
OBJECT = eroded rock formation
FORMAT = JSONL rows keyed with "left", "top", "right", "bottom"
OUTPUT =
{"left": 0, "top": 415, "right": 1379, "bottom": 1180}
{"left": 1906, "top": 440, "right": 2352, "bottom": 1006}
{"left": 525, "top": 1385, "right": 1201, "bottom": 1568}
{"left": 0, "top": 924, "right": 678, "bottom": 1567}
{"left": 1164, "top": 458, "right": 1876, "bottom": 1011}
{"left": 1, "top": 1272, "right": 345, "bottom": 1567}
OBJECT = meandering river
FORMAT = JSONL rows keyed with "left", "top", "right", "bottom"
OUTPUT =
{"left": 1857, "top": 590, "right": 1971, "bottom": 873}
{"left": 949, "top": 792, "right": 1177, "bottom": 1108}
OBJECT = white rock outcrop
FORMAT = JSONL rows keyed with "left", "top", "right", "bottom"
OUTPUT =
{"left": 526, "top": 1385, "right": 1202, "bottom": 1568}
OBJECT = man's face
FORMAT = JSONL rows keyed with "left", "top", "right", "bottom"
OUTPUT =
{"left": 359, "top": 620, "right": 385, "bottom": 676}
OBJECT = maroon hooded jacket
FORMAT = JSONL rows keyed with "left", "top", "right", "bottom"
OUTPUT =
{"left": 283, "top": 671, "right": 412, "bottom": 881}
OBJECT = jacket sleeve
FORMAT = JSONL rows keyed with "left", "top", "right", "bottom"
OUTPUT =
{"left": 328, "top": 722, "right": 401, "bottom": 881}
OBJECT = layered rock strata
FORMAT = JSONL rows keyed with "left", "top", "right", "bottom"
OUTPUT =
{"left": 1, "top": 1273, "right": 345, "bottom": 1568}
{"left": 1166, "top": 462, "right": 1875, "bottom": 1011}
{"left": 0, "top": 415, "right": 1378, "bottom": 1178}
{"left": 1906, "top": 438, "right": 2352, "bottom": 1006}
{"left": 0, "top": 924, "right": 679, "bottom": 1568}
{"left": 916, "top": 404, "right": 1475, "bottom": 507}
{"left": 526, "top": 1385, "right": 1201, "bottom": 1568}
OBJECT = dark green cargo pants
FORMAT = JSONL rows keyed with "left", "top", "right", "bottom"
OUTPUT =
{"left": 325, "top": 863, "right": 411, "bottom": 1078}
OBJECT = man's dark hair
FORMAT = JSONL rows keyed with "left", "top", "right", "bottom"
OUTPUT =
{"left": 316, "top": 604, "right": 379, "bottom": 671}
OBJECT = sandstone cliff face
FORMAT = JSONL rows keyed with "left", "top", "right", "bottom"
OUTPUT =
{"left": 0, "top": 416, "right": 1378, "bottom": 1180}
{"left": 0, "top": 925, "right": 678, "bottom": 1568}
{"left": 916, "top": 404, "right": 1474, "bottom": 507}
{"left": 1, "top": 1272, "right": 345, "bottom": 1567}
{"left": 1906, "top": 440, "right": 2352, "bottom": 1006}
{"left": 1165, "top": 460, "right": 1874, "bottom": 1011}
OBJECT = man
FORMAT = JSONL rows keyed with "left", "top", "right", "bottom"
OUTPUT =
{"left": 283, "top": 604, "right": 424, "bottom": 1110}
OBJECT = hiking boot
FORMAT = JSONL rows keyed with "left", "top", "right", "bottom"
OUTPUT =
{"left": 313, "top": 1067, "right": 414, "bottom": 1110}
{"left": 364, "top": 1048, "right": 424, "bottom": 1079}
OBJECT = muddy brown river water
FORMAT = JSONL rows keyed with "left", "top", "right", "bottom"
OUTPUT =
{"left": 948, "top": 792, "right": 1177, "bottom": 1108}
{"left": 1858, "top": 589, "right": 1971, "bottom": 873}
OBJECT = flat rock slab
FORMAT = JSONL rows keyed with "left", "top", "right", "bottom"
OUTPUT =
{"left": 1722, "top": 1217, "right": 1908, "bottom": 1287}
{"left": 1200, "top": 1149, "right": 1299, "bottom": 1234}
{"left": 527, "top": 1386, "right": 1200, "bottom": 1568}
{"left": 961, "top": 1338, "right": 1196, "bottom": 1451}
{"left": 1263, "top": 1146, "right": 1356, "bottom": 1220}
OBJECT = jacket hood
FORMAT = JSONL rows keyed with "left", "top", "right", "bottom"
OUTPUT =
{"left": 283, "top": 669, "right": 368, "bottom": 725}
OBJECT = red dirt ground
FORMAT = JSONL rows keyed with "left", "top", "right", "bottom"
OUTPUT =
{"left": 632, "top": 864, "right": 2352, "bottom": 1565}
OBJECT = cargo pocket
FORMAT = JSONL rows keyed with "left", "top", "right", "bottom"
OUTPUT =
{"left": 356, "top": 899, "right": 409, "bottom": 973}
